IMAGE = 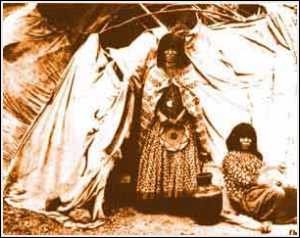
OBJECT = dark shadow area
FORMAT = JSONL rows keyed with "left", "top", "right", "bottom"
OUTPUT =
{"left": 103, "top": 97, "right": 142, "bottom": 216}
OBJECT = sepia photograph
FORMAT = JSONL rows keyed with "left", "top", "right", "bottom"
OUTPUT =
{"left": 1, "top": 1, "right": 299, "bottom": 236}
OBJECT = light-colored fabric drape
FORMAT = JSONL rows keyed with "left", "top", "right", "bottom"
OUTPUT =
{"left": 5, "top": 34, "right": 135, "bottom": 228}
{"left": 187, "top": 15, "right": 297, "bottom": 175}
{"left": 108, "top": 11, "right": 297, "bottom": 184}
{"left": 3, "top": 3, "right": 73, "bottom": 169}
{"left": 3, "top": 4, "right": 297, "bottom": 229}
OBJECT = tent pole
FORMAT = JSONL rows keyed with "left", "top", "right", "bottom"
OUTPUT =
{"left": 139, "top": 4, "right": 167, "bottom": 30}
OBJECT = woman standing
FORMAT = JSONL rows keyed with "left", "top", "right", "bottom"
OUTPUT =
{"left": 135, "top": 33, "right": 212, "bottom": 201}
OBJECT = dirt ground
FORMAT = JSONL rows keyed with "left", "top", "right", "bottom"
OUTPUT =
{"left": 3, "top": 165, "right": 298, "bottom": 236}
{"left": 3, "top": 202, "right": 298, "bottom": 236}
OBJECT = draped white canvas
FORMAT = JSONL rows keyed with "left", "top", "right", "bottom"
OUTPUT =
{"left": 3, "top": 3, "right": 297, "bottom": 228}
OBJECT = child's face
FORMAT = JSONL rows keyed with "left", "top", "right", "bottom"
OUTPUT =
{"left": 239, "top": 137, "right": 252, "bottom": 151}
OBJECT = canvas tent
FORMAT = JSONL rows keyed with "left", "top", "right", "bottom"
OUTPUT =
{"left": 2, "top": 3, "right": 298, "bottom": 228}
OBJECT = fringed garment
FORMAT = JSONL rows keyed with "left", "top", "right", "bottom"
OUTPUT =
{"left": 136, "top": 66, "right": 211, "bottom": 199}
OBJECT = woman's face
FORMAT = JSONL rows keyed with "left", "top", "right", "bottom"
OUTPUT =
{"left": 164, "top": 48, "right": 178, "bottom": 66}
{"left": 239, "top": 137, "right": 252, "bottom": 151}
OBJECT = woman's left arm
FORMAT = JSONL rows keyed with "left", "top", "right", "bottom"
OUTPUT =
{"left": 194, "top": 119, "right": 212, "bottom": 156}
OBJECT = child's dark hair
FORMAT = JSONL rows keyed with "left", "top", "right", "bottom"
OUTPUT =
{"left": 226, "top": 122, "right": 263, "bottom": 160}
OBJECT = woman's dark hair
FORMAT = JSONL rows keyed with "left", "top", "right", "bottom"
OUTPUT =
{"left": 157, "top": 33, "right": 190, "bottom": 69}
{"left": 226, "top": 122, "right": 263, "bottom": 160}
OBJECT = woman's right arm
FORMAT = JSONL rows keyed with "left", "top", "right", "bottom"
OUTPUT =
{"left": 128, "top": 49, "right": 156, "bottom": 94}
{"left": 128, "top": 70, "right": 143, "bottom": 93}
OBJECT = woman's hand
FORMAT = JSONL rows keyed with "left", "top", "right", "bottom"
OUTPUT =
{"left": 276, "top": 162, "right": 287, "bottom": 174}
{"left": 259, "top": 221, "right": 272, "bottom": 233}
{"left": 200, "top": 151, "right": 212, "bottom": 162}
{"left": 128, "top": 76, "right": 136, "bottom": 92}
{"left": 257, "top": 166, "right": 285, "bottom": 187}
{"left": 128, "top": 75, "right": 142, "bottom": 92}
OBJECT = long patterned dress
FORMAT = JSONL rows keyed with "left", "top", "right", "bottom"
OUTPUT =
{"left": 136, "top": 66, "right": 211, "bottom": 199}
